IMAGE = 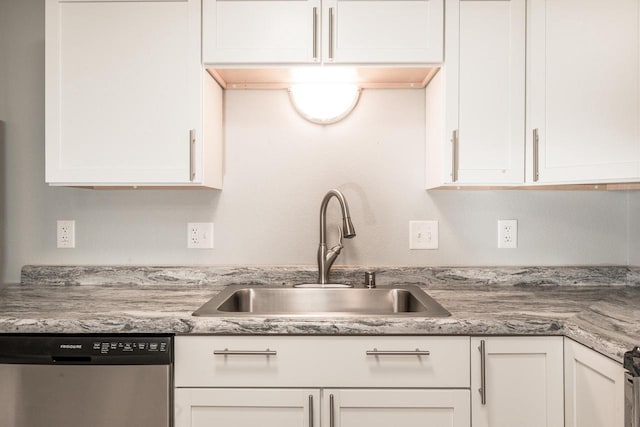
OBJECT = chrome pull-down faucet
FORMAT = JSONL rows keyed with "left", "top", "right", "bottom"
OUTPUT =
{"left": 317, "top": 189, "right": 356, "bottom": 284}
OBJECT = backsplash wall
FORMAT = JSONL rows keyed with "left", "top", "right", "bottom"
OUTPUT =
{"left": 629, "top": 192, "right": 640, "bottom": 266}
{"left": 0, "top": 0, "right": 634, "bottom": 283}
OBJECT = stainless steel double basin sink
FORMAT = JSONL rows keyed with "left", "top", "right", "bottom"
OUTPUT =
{"left": 193, "top": 284, "right": 450, "bottom": 318}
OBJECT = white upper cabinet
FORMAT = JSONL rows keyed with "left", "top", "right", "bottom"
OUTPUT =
{"left": 203, "top": 0, "right": 320, "bottom": 64}
{"left": 426, "top": 0, "right": 525, "bottom": 188}
{"left": 203, "top": 0, "right": 443, "bottom": 65}
{"left": 323, "top": 0, "right": 443, "bottom": 64}
{"left": 46, "top": 0, "right": 223, "bottom": 187}
{"left": 527, "top": 0, "right": 640, "bottom": 184}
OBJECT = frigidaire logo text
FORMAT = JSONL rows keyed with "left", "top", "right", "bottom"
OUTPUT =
{"left": 60, "top": 344, "right": 82, "bottom": 349}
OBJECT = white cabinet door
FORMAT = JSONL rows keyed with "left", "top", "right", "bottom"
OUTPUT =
{"left": 323, "top": 0, "right": 443, "bottom": 64}
{"left": 203, "top": 0, "right": 320, "bottom": 64}
{"left": 564, "top": 338, "right": 625, "bottom": 427}
{"left": 175, "top": 335, "right": 470, "bottom": 388}
{"left": 46, "top": 0, "right": 208, "bottom": 185}
{"left": 470, "top": 337, "right": 564, "bottom": 427}
{"left": 324, "top": 389, "right": 470, "bottom": 427}
{"left": 203, "top": 0, "right": 443, "bottom": 65}
{"left": 444, "top": 0, "right": 525, "bottom": 185}
{"left": 426, "top": 0, "right": 525, "bottom": 188}
{"left": 175, "top": 388, "right": 320, "bottom": 427}
{"left": 528, "top": 0, "right": 640, "bottom": 183}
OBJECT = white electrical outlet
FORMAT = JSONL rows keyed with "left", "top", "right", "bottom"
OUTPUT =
{"left": 498, "top": 219, "right": 517, "bottom": 249}
{"left": 57, "top": 220, "right": 75, "bottom": 249}
{"left": 187, "top": 223, "right": 214, "bottom": 249}
{"left": 409, "top": 220, "right": 439, "bottom": 250}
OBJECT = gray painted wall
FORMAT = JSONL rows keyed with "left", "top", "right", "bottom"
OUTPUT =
{"left": 629, "top": 193, "right": 640, "bottom": 266}
{"left": 0, "top": 0, "right": 8, "bottom": 282}
{"left": 0, "top": 0, "right": 633, "bottom": 283}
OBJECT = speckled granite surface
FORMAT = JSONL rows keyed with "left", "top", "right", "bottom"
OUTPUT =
{"left": 20, "top": 265, "right": 640, "bottom": 287}
{"left": 1, "top": 265, "right": 638, "bottom": 363}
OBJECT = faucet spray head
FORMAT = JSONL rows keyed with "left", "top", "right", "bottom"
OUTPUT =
{"left": 342, "top": 217, "right": 356, "bottom": 238}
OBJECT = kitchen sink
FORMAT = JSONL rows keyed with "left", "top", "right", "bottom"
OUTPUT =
{"left": 192, "top": 284, "right": 451, "bottom": 317}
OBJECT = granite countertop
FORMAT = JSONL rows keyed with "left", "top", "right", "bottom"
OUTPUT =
{"left": 1, "top": 265, "right": 639, "bottom": 363}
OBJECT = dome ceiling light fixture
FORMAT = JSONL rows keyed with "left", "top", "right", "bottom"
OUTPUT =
{"left": 288, "top": 83, "right": 361, "bottom": 125}
{"left": 287, "top": 67, "right": 361, "bottom": 125}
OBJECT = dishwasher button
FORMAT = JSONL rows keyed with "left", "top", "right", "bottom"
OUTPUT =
{"left": 149, "top": 343, "right": 159, "bottom": 352}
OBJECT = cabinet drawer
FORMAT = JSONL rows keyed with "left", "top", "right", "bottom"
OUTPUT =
{"left": 175, "top": 336, "right": 470, "bottom": 388}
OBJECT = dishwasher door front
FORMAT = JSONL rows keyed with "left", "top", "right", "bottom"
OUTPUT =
{"left": 0, "top": 364, "right": 170, "bottom": 427}
{"left": 628, "top": 372, "right": 640, "bottom": 427}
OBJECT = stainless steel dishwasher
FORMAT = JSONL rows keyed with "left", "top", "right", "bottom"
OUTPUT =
{"left": 627, "top": 347, "right": 640, "bottom": 427}
{"left": 0, "top": 335, "right": 172, "bottom": 427}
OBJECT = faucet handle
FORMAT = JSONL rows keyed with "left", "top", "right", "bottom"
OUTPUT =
{"left": 329, "top": 227, "right": 344, "bottom": 255}
{"left": 326, "top": 226, "right": 344, "bottom": 267}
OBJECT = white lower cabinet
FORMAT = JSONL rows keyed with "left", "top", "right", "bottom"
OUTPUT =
{"left": 564, "top": 338, "right": 625, "bottom": 427}
{"left": 470, "top": 336, "right": 564, "bottom": 427}
{"left": 175, "top": 388, "right": 469, "bottom": 427}
{"left": 175, "top": 388, "right": 320, "bottom": 427}
{"left": 324, "top": 389, "right": 469, "bottom": 427}
{"left": 174, "top": 336, "right": 471, "bottom": 427}
{"left": 174, "top": 335, "right": 627, "bottom": 427}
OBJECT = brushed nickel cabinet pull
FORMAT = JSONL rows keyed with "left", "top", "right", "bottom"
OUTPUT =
{"left": 479, "top": 340, "right": 487, "bottom": 405}
{"left": 533, "top": 128, "right": 540, "bottom": 182}
{"left": 329, "top": 393, "right": 335, "bottom": 427}
{"left": 366, "top": 348, "right": 430, "bottom": 356}
{"left": 312, "top": 7, "right": 318, "bottom": 60}
{"left": 451, "top": 129, "right": 459, "bottom": 182}
{"left": 189, "top": 129, "right": 196, "bottom": 182}
{"left": 328, "top": 7, "right": 335, "bottom": 60}
{"left": 308, "top": 395, "right": 314, "bottom": 427}
{"left": 213, "top": 348, "right": 277, "bottom": 356}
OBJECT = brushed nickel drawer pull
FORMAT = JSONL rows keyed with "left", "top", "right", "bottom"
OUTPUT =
{"left": 533, "top": 128, "right": 540, "bottom": 182}
{"left": 312, "top": 7, "right": 318, "bottom": 60}
{"left": 329, "top": 393, "right": 335, "bottom": 427}
{"left": 309, "top": 395, "right": 314, "bottom": 427}
{"left": 328, "top": 7, "right": 335, "bottom": 60}
{"left": 213, "top": 348, "right": 277, "bottom": 356}
{"left": 479, "top": 340, "right": 487, "bottom": 405}
{"left": 451, "top": 129, "right": 459, "bottom": 182}
{"left": 366, "top": 348, "right": 430, "bottom": 356}
{"left": 189, "top": 129, "right": 196, "bottom": 182}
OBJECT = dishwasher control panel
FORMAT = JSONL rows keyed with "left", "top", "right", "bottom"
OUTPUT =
{"left": 93, "top": 340, "right": 169, "bottom": 354}
{"left": 0, "top": 335, "right": 172, "bottom": 365}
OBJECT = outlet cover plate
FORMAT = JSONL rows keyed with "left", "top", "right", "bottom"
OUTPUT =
{"left": 188, "top": 222, "right": 214, "bottom": 249}
{"left": 57, "top": 220, "right": 75, "bottom": 249}
{"left": 409, "top": 220, "right": 439, "bottom": 250}
{"left": 498, "top": 219, "right": 517, "bottom": 249}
